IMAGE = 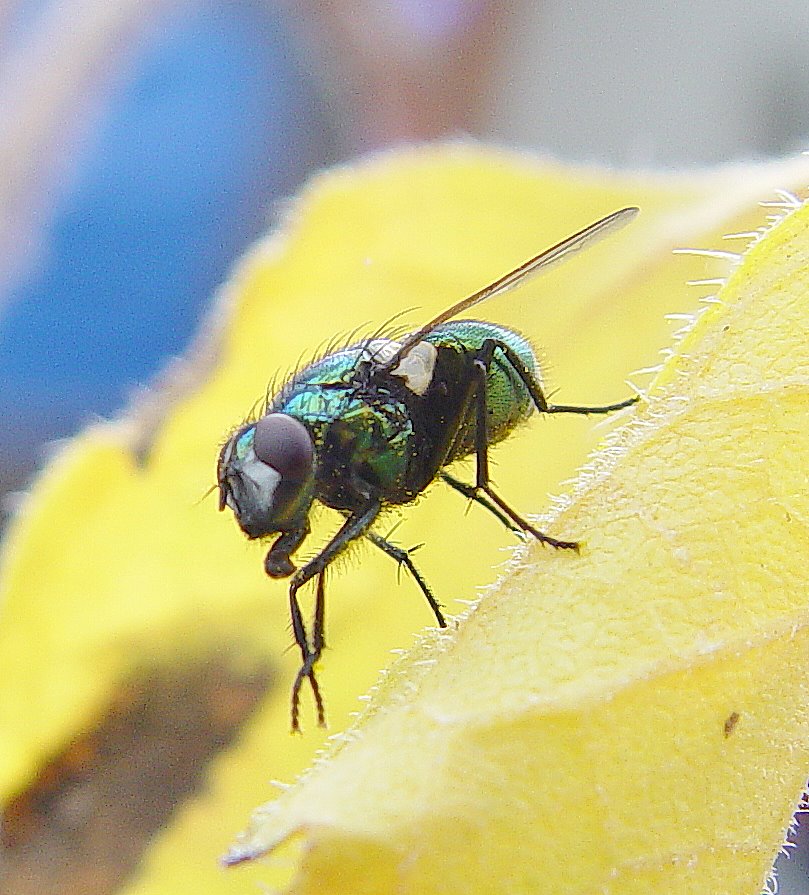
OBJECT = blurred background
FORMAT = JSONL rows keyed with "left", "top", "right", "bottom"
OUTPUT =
{"left": 0, "top": 1, "right": 807, "bottom": 892}
{"left": 5, "top": 0, "right": 809, "bottom": 518}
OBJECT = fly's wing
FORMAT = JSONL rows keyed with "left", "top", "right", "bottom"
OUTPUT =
{"left": 379, "top": 206, "right": 639, "bottom": 373}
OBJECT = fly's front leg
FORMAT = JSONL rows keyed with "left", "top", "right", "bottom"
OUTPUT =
{"left": 289, "top": 572, "right": 326, "bottom": 732}
{"left": 287, "top": 501, "right": 381, "bottom": 732}
{"left": 472, "top": 339, "right": 578, "bottom": 551}
{"left": 366, "top": 531, "right": 446, "bottom": 627}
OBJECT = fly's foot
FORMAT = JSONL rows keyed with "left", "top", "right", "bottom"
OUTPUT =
{"left": 528, "top": 528, "right": 580, "bottom": 553}
{"left": 473, "top": 484, "right": 579, "bottom": 552}
{"left": 518, "top": 514, "right": 578, "bottom": 551}
{"left": 291, "top": 655, "right": 326, "bottom": 733}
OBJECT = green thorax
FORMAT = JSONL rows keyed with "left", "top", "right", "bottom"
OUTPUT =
{"left": 272, "top": 346, "right": 414, "bottom": 505}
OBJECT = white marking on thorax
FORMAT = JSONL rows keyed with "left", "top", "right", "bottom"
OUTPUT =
{"left": 363, "top": 338, "right": 438, "bottom": 396}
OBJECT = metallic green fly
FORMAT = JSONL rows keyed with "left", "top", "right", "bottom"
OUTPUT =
{"left": 217, "top": 207, "right": 639, "bottom": 731}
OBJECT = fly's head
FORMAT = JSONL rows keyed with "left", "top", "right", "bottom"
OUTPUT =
{"left": 217, "top": 413, "right": 315, "bottom": 578}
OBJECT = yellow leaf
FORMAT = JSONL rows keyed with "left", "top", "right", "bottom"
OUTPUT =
{"left": 221, "top": 186, "right": 809, "bottom": 893}
{"left": 1, "top": 143, "right": 807, "bottom": 894}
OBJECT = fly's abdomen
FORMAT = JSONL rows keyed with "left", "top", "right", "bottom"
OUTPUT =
{"left": 427, "top": 320, "right": 538, "bottom": 455}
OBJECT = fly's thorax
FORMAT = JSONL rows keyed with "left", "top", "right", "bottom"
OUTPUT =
{"left": 280, "top": 384, "right": 416, "bottom": 508}
{"left": 273, "top": 337, "right": 438, "bottom": 403}
{"left": 217, "top": 414, "right": 316, "bottom": 539}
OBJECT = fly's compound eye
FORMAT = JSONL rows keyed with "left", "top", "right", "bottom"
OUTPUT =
{"left": 218, "top": 415, "right": 314, "bottom": 539}
{"left": 253, "top": 414, "right": 314, "bottom": 481}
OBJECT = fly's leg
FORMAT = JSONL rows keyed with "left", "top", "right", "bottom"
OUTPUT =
{"left": 466, "top": 337, "right": 638, "bottom": 548}
{"left": 547, "top": 396, "right": 638, "bottom": 414}
{"left": 290, "top": 572, "right": 326, "bottom": 732}
{"left": 438, "top": 470, "right": 522, "bottom": 536}
{"left": 287, "top": 500, "right": 380, "bottom": 732}
{"left": 471, "top": 340, "right": 579, "bottom": 550}
{"left": 485, "top": 340, "right": 639, "bottom": 416}
{"left": 365, "top": 531, "right": 446, "bottom": 627}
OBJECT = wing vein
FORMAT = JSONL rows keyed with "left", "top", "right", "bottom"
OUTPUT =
{"left": 380, "top": 206, "right": 639, "bottom": 372}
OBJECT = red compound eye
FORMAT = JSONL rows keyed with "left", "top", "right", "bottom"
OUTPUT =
{"left": 253, "top": 414, "right": 314, "bottom": 481}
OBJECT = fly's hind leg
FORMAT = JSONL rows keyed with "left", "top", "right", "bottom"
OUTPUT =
{"left": 485, "top": 339, "right": 639, "bottom": 417}
{"left": 471, "top": 337, "right": 637, "bottom": 548}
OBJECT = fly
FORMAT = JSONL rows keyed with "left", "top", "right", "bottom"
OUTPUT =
{"left": 217, "top": 207, "right": 640, "bottom": 731}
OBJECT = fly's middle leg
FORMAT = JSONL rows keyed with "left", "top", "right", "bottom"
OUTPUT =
{"left": 439, "top": 470, "right": 522, "bottom": 536}
{"left": 366, "top": 531, "right": 446, "bottom": 627}
{"left": 470, "top": 339, "right": 578, "bottom": 551}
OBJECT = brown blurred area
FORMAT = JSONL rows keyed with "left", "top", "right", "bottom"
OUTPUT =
{"left": 285, "top": 1, "right": 519, "bottom": 147}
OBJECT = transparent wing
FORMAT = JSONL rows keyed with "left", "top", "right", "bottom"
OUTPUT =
{"left": 380, "top": 206, "right": 639, "bottom": 372}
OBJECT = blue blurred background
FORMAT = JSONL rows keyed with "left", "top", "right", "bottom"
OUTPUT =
{"left": 4, "top": 0, "right": 809, "bottom": 512}
{"left": 0, "top": 1, "right": 334, "bottom": 499}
